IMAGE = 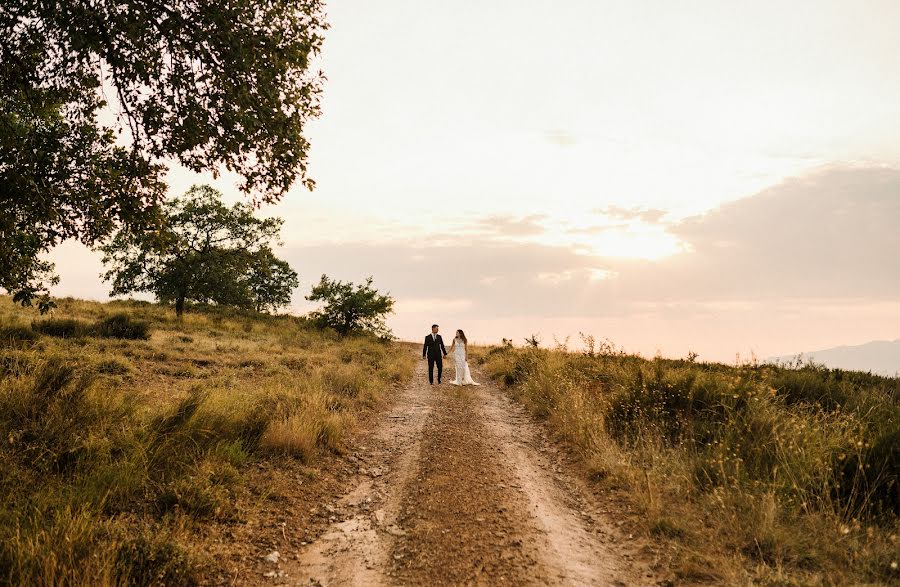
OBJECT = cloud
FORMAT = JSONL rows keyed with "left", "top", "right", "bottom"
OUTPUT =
{"left": 566, "top": 223, "right": 630, "bottom": 235}
{"left": 468, "top": 214, "right": 548, "bottom": 237}
{"left": 281, "top": 238, "right": 613, "bottom": 319}
{"left": 536, "top": 270, "right": 575, "bottom": 285}
{"left": 284, "top": 164, "right": 900, "bottom": 326}
{"left": 595, "top": 206, "right": 669, "bottom": 224}
{"left": 656, "top": 164, "right": 900, "bottom": 300}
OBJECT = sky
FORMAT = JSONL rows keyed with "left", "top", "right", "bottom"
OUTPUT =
{"left": 48, "top": 0, "right": 900, "bottom": 362}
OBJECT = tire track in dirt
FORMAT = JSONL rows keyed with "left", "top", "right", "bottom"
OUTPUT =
{"left": 475, "top": 381, "right": 656, "bottom": 585}
{"left": 285, "top": 349, "right": 436, "bottom": 585}
{"left": 284, "top": 349, "right": 661, "bottom": 586}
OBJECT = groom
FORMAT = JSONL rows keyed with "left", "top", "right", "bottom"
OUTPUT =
{"left": 422, "top": 324, "right": 448, "bottom": 385}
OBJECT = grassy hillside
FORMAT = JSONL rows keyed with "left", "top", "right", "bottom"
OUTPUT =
{"left": 0, "top": 296, "right": 414, "bottom": 586}
{"left": 478, "top": 342, "right": 899, "bottom": 585}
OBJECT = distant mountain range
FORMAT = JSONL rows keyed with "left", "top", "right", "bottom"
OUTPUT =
{"left": 767, "top": 339, "right": 900, "bottom": 377}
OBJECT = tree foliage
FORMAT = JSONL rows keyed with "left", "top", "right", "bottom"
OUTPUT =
{"left": 306, "top": 275, "right": 395, "bottom": 338}
{"left": 99, "top": 185, "right": 298, "bottom": 316}
{"left": 1, "top": 0, "right": 326, "bottom": 309}
{"left": 246, "top": 249, "right": 297, "bottom": 313}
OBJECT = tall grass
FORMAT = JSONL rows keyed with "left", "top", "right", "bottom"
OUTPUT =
{"left": 479, "top": 344, "right": 899, "bottom": 585}
{"left": 0, "top": 296, "right": 414, "bottom": 585}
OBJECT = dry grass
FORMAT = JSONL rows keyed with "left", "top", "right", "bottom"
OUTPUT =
{"left": 477, "top": 343, "right": 899, "bottom": 586}
{"left": 0, "top": 295, "right": 415, "bottom": 586}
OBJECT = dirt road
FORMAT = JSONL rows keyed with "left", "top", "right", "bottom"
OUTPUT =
{"left": 266, "top": 348, "right": 663, "bottom": 585}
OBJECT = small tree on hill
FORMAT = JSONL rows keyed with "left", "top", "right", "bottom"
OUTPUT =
{"left": 99, "top": 185, "right": 298, "bottom": 316}
{"left": 247, "top": 248, "right": 299, "bottom": 313}
{"left": 306, "top": 275, "right": 394, "bottom": 338}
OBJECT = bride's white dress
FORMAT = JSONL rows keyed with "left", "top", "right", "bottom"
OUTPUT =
{"left": 450, "top": 338, "right": 480, "bottom": 386}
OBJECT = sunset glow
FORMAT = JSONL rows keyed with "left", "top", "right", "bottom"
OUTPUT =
{"left": 46, "top": 0, "right": 900, "bottom": 362}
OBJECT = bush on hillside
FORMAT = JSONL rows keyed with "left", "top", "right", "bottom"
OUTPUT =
{"left": 95, "top": 314, "right": 150, "bottom": 340}
{"left": 30, "top": 314, "right": 151, "bottom": 340}
{"left": 772, "top": 365, "right": 850, "bottom": 410}
{"left": 834, "top": 426, "right": 900, "bottom": 517}
{"left": 31, "top": 318, "right": 88, "bottom": 338}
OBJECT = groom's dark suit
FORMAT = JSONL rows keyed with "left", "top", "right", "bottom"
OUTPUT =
{"left": 422, "top": 333, "right": 447, "bottom": 384}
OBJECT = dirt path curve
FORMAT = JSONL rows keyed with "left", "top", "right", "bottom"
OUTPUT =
{"left": 282, "top": 347, "right": 661, "bottom": 586}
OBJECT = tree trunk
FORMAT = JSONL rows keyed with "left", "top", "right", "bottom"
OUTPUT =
{"left": 175, "top": 294, "right": 185, "bottom": 318}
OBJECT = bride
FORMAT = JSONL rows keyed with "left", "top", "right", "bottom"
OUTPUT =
{"left": 448, "top": 329, "right": 480, "bottom": 386}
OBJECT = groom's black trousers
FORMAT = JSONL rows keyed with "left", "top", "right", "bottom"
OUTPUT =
{"left": 427, "top": 355, "right": 443, "bottom": 384}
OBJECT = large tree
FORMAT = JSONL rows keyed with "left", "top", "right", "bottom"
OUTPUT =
{"left": 100, "top": 185, "right": 298, "bottom": 316}
{"left": 1, "top": 0, "right": 326, "bottom": 310}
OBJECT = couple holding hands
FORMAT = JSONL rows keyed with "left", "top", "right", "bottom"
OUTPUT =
{"left": 422, "top": 324, "right": 480, "bottom": 386}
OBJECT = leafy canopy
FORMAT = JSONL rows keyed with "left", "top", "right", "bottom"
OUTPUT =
{"left": 1, "top": 0, "right": 326, "bottom": 309}
{"left": 306, "top": 275, "right": 395, "bottom": 338}
{"left": 99, "top": 185, "right": 298, "bottom": 315}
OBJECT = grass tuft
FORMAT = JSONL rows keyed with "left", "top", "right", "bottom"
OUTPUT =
{"left": 115, "top": 531, "right": 198, "bottom": 586}
{"left": 0, "top": 325, "right": 40, "bottom": 348}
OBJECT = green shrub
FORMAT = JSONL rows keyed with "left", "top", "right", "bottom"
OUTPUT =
{"left": 95, "top": 314, "right": 151, "bottom": 340}
{"left": 772, "top": 366, "right": 849, "bottom": 410}
{"left": 30, "top": 314, "right": 151, "bottom": 341}
{"left": 306, "top": 274, "right": 395, "bottom": 338}
{"left": 504, "top": 348, "right": 543, "bottom": 385}
{"left": 605, "top": 364, "right": 734, "bottom": 445}
{"left": 834, "top": 426, "right": 900, "bottom": 517}
{"left": 31, "top": 318, "right": 89, "bottom": 338}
